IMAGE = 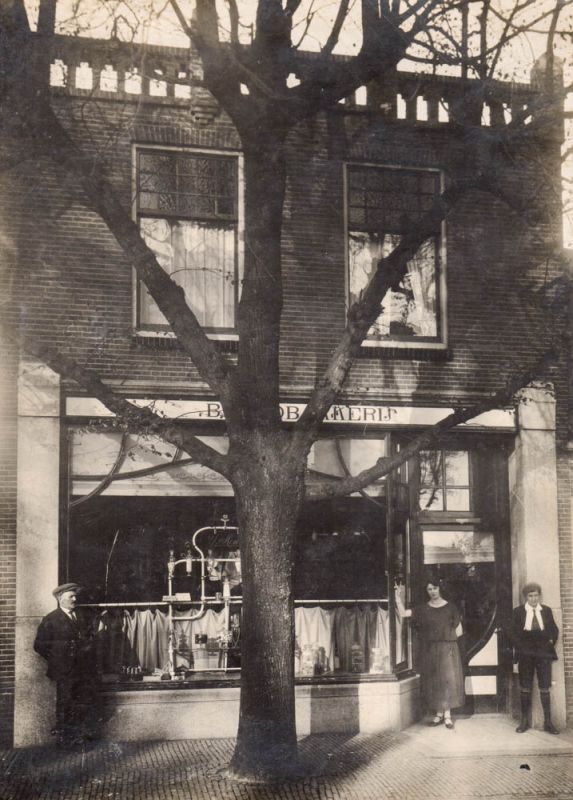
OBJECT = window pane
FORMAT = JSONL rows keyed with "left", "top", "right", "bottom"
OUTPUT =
{"left": 445, "top": 451, "right": 469, "bottom": 485}
{"left": 419, "top": 487, "right": 444, "bottom": 510}
{"left": 296, "top": 498, "right": 386, "bottom": 600}
{"left": 423, "top": 530, "right": 494, "bottom": 565}
{"left": 349, "top": 206, "right": 367, "bottom": 227}
{"left": 138, "top": 153, "right": 176, "bottom": 212}
{"left": 138, "top": 151, "right": 237, "bottom": 220}
{"left": 346, "top": 166, "right": 441, "bottom": 344}
{"left": 140, "top": 218, "right": 236, "bottom": 329}
{"left": 307, "top": 438, "right": 388, "bottom": 496}
{"left": 420, "top": 450, "right": 443, "bottom": 486}
{"left": 446, "top": 488, "right": 470, "bottom": 511}
{"left": 348, "top": 232, "right": 437, "bottom": 340}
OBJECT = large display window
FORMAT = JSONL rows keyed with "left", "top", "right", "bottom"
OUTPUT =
{"left": 66, "top": 427, "right": 408, "bottom": 683}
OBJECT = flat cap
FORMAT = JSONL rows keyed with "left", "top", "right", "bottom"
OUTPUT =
{"left": 52, "top": 582, "right": 82, "bottom": 598}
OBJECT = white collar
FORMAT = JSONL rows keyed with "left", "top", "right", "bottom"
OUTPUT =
{"left": 524, "top": 603, "right": 544, "bottom": 630}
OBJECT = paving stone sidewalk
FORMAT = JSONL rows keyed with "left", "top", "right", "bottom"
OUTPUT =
{"left": 1, "top": 716, "right": 573, "bottom": 800}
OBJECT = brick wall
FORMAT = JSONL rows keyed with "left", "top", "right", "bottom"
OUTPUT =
{"left": 11, "top": 93, "right": 565, "bottom": 401}
{"left": 0, "top": 319, "right": 18, "bottom": 747}
{"left": 560, "top": 453, "right": 573, "bottom": 718}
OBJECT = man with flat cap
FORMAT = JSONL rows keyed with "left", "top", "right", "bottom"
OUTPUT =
{"left": 34, "top": 583, "right": 96, "bottom": 746}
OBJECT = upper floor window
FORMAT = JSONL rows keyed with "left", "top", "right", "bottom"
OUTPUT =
{"left": 346, "top": 164, "right": 446, "bottom": 349}
{"left": 419, "top": 450, "right": 470, "bottom": 512}
{"left": 135, "top": 148, "right": 241, "bottom": 336}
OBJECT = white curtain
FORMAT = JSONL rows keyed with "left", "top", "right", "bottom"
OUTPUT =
{"left": 295, "top": 606, "right": 335, "bottom": 674}
{"left": 140, "top": 217, "right": 235, "bottom": 329}
{"left": 295, "top": 605, "right": 402, "bottom": 675}
{"left": 348, "top": 231, "right": 437, "bottom": 338}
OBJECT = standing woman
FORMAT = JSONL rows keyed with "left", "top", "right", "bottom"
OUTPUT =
{"left": 396, "top": 577, "right": 464, "bottom": 728}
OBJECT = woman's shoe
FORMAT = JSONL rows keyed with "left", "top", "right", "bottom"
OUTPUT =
{"left": 429, "top": 715, "right": 444, "bottom": 726}
{"left": 444, "top": 718, "right": 454, "bottom": 730}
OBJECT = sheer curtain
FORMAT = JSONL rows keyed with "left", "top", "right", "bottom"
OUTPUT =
{"left": 140, "top": 218, "right": 235, "bottom": 329}
{"left": 348, "top": 232, "right": 437, "bottom": 339}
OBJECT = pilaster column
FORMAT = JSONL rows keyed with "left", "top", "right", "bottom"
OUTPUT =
{"left": 509, "top": 384, "right": 565, "bottom": 728}
{"left": 14, "top": 360, "right": 61, "bottom": 746}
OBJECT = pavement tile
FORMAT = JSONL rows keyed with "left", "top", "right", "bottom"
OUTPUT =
{"left": 0, "top": 716, "right": 572, "bottom": 800}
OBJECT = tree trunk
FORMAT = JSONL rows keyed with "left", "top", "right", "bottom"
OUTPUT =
{"left": 228, "top": 138, "right": 286, "bottom": 432}
{"left": 227, "top": 434, "right": 305, "bottom": 782}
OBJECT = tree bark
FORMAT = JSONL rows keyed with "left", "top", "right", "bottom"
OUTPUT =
{"left": 227, "top": 433, "right": 305, "bottom": 781}
{"left": 230, "top": 138, "right": 287, "bottom": 431}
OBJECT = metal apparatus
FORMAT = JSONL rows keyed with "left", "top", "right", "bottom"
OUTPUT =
{"left": 164, "top": 515, "right": 241, "bottom": 678}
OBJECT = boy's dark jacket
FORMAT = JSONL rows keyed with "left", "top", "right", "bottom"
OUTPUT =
{"left": 509, "top": 605, "right": 558, "bottom": 661}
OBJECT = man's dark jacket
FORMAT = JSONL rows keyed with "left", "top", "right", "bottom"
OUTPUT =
{"left": 510, "top": 605, "right": 559, "bottom": 661}
{"left": 34, "top": 608, "right": 91, "bottom": 681}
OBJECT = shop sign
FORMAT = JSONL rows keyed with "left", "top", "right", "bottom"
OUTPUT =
{"left": 66, "top": 397, "right": 516, "bottom": 429}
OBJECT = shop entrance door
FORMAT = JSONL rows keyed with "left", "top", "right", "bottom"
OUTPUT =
{"left": 411, "top": 443, "right": 513, "bottom": 713}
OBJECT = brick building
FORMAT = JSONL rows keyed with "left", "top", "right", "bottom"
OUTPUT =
{"left": 0, "top": 33, "right": 571, "bottom": 746}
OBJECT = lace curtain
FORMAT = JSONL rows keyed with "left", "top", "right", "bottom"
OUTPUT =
{"left": 139, "top": 218, "right": 236, "bottom": 329}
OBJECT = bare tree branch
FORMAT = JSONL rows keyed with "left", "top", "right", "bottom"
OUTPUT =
{"left": 16, "top": 334, "right": 231, "bottom": 477}
{"left": 75, "top": 454, "right": 197, "bottom": 484}
{"left": 290, "top": 174, "right": 481, "bottom": 450}
{"left": 308, "top": 354, "right": 555, "bottom": 499}
{"left": 168, "top": 0, "right": 193, "bottom": 36}
{"left": 196, "top": 0, "right": 221, "bottom": 46}
{"left": 323, "top": 0, "right": 351, "bottom": 55}
{"left": 1, "top": 6, "right": 235, "bottom": 404}
{"left": 479, "top": 0, "right": 491, "bottom": 80}
{"left": 226, "top": 0, "right": 240, "bottom": 44}
{"left": 285, "top": 0, "right": 303, "bottom": 17}
{"left": 545, "top": 0, "right": 565, "bottom": 94}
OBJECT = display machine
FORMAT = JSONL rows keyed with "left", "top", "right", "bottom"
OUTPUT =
{"left": 163, "top": 515, "right": 241, "bottom": 678}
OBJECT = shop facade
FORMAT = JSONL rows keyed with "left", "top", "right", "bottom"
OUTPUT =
{"left": 2, "top": 33, "right": 570, "bottom": 747}
{"left": 12, "top": 368, "right": 567, "bottom": 745}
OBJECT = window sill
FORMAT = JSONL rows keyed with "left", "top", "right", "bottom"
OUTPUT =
{"left": 416, "top": 511, "right": 482, "bottom": 524}
{"left": 132, "top": 335, "right": 238, "bottom": 354}
{"left": 357, "top": 345, "right": 451, "bottom": 361}
{"left": 99, "top": 670, "right": 415, "bottom": 692}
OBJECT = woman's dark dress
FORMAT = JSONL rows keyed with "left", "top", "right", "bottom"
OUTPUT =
{"left": 412, "top": 602, "right": 464, "bottom": 711}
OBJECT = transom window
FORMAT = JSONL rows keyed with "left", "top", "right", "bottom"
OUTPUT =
{"left": 136, "top": 149, "right": 240, "bottom": 334}
{"left": 346, "top": 165, "right": 445, "bottom": 348}
{"left": 419, "top": 450, "right": 470, "bottom": 511}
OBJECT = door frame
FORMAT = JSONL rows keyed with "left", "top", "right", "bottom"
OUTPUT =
{"left": 402, "top": 434, "right": 513, "bottom": 712}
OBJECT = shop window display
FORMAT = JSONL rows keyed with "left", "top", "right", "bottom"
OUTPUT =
{"left": 68, "top": 430, "right": 406, "bottom": 682}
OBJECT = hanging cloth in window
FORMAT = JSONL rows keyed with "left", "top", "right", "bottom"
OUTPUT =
{"left": 294, "top": 606, "right": 335, "bottom": 675}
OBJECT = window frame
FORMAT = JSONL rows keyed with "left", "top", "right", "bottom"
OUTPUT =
{"left": 344, "top": 161, "right": 448, "bottom": 351}
{"left": 132, "top": 144, "right": 244, "bottom": 340}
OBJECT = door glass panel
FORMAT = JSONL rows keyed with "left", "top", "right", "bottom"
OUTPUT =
{"left": 419, "top": 487, "right": 443, "bottom": 510}
{"left": 419, "top": 450, "right": 470, "bottom": 511}
{"left": 423, "top": 530, "right": 494, "bottom": 565}
{"left": 445, "top": 488, "right": 470, "bottom": 511}
{"left": 444, "top": 451, "right": 469, "bottom": 485}
{"left": 422, "top": 529, "right": 496, "bottom": 665}
{"left": 420, "top": 450, "right": 442, "bottom": 486}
